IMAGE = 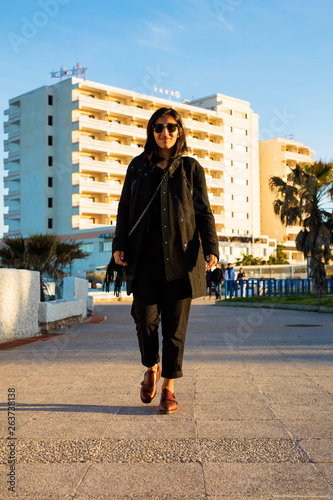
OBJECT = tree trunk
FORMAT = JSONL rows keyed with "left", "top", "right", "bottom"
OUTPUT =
{"left": 310, "top": 249, "right": 326, "bottom": 294}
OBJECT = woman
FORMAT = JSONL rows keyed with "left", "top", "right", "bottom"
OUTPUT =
{"left": 112, "top": 107, "right": 219, "bottom": 414}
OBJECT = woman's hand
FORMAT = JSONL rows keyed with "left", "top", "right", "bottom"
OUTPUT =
{"left": 114, "top": 250, "right": 127, "bottom": 266}
{"left": 206, "top": 254, "right": 218, "bottom": 270}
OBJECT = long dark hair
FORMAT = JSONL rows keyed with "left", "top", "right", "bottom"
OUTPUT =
{"left": 144, "top": 107, "right": 188, "bottom": 162}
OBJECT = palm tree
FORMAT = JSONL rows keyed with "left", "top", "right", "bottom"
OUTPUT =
{"left": 269, "top": 161, "right": 333, "bottom": 292}
{"left": 268, "top": 243, "right": 289, "bottom": 264}
{"left": 0, "top": 234, "right": 88, "bottom": 301}
{"left": 236, "top": 253, "right": 265, "bottom": 266}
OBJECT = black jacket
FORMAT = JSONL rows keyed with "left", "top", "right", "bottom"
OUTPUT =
{"left": 112, "top": 152, "right": 219, "bottom": 298}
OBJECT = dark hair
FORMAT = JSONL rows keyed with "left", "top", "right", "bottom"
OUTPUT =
{"left": 144, "top": 107, "right": 188, "bottom": 162}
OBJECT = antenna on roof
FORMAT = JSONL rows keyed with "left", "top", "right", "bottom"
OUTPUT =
{"left": 51, "top": 63, "right": 88, "bottom": 82}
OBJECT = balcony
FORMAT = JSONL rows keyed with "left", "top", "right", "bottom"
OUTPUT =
{"left": 4, "top": 210, "right": 20, "bottom": 221}
{"left": 72, "top": 220, "right": 111, "bottom": 230}
{"left": 206, "top": 176, "right": 224, "bottom": 189}
{"left": 183, "top": 118, "right": 224, "bottom": 137}
{"left": 213, "top": 214, "right": 225, "bottom": 224}
{"left": 73, "top": 158, "right": 128, "bottom": 176}
{"left": 187, "top": 137, "right": 224, "bottom": 154}
{"left": 4, "top": 192, "right": 20, "bottom": 202}
{"left": 4, "top": 171, "right": 20, "bottom": 183}
{"left": 5, "top": 151, "right": 20, "bottom": 163}
{"left": 73, "top": 95, "right": 152, "bottom": 121}
{"left": 7, "top": 112, "right": 21, "bottom": 123}
{"left": 195, "top": 158, "right": 224, "bottom": 171}
{"left": 74, "top": 178, "right": 123, "bottom": 196}
{"left": 74, "top": 136, "right": 144, "bottom": 158}
{"left": 73, "top": 116, "right": 147, "bottom": 140}
{"left": 283, "top": 150, "right": 314, "bottom": 164}
{"left": 209, "top": 195, "right": 225, "bottom": 208}
{"left": 75, "top": 200, "right": 119, "bottom": 216}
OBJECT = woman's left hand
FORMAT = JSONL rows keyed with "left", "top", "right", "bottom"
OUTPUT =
{"left": 206, "top": 254, "right": 218, "bottom": 270}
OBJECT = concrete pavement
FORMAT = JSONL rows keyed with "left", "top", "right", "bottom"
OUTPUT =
{"left": 0, "top": 299, "right": 332, "bottom": 499}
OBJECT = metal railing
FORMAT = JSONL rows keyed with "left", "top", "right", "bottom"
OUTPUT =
{"left": 224, "top": 278, "right": 333, "bottom": 298}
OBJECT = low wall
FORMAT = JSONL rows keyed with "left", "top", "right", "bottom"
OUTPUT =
{"left": 39, "top": 299, "right": 86, "bottom": 333}
{"left": 0, "top": 272, "right": 93, "bottom": 341}
{"left": 0, "top": 269, "right": 40, "bottom": 342}
{"left": 39, "top": 277, "right": 93, "bottom": 332}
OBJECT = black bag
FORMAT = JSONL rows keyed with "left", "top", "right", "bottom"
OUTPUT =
{"left": 103, "top": 166, "right": 169, "bottom": 296}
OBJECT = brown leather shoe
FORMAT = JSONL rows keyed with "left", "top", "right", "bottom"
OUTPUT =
{"left": 159, "top": 388, "right": 178, "bottom": 414}
{"left": 140, "top": 365, "right": 161, "bottom": 404}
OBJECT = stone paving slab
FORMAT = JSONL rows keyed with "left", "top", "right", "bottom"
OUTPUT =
{"left": 0, "top": 301, "right": 332, "bottom": 498}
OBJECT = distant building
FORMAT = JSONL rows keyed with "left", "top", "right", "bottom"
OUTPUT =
{"left": 259, "top": 137, "right": 315, "bottom": 263}
{"left": 3, "top": 78, "right": 275, "bottom": 276}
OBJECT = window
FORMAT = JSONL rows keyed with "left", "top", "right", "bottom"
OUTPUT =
{"left": 48, "top": 198, "right": 53, "bottom": 208}
{"left": 224, "top": 159, "right": 233, "bottom": 167}
{"left": 234, "top": 161, "right": 247, "bottom": 169}
{"left": 225, "top": 175, "right": 233, "bottom": 183}
{"left": 81, "top": 243, "right": 94, "bottom": 252}
{"left": 48, "top": 95, "right": 53, "bottom": 105}
{"left": 48, "top": 218, "right": 53, "bottom": 229}
{"left": 224, "top": 193, "right": 233, "bottom": 200}
{"left": 48, "top": 177, "right": 53, "bottom": 187}
{"left": 48, "top": 156, "right": 53, "bottom": 167}
{"left": 234, "top": 127, "right": 247, "bottom": 136}
{"left": 100, "top": 241, "right": 112, "bottom": 252}
{"left": 234, "top": 144, "right": 247, "bottom": 152}
{"left": 48, "top": 116, "right": 53, "bottom": 126}
{"left": 234, "top": 111, "right": 247, "bottom": 119}
{"left": 234, "top": 178, "right": 247, "bottom": 186}
{"left": 220, "top": 107, "right": 232, "bottom": 115}
{"left": 225, "top": 211, "right": 233, "bottom": 218}
{"left": 224, "top": 142, "right": 232, "bottom": 149}
{"left": 235, "top": 212, "right": 246, "bottom": 219}
{"left": 224, "top": 125, "right": 232, "bottom": 132}
{"left": 235, "top": 195, "right": 246, "bottom": 202}
{"left": 48, "top": 136, "right": 53, "bottom": 146}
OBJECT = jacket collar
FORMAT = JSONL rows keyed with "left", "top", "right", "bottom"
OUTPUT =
{"left": 132, "top": 152, "right": 182, "bottom": 178}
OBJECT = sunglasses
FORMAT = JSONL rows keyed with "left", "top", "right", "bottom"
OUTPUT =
{"left": 153, "top": 123, "right": 179, "bottom": 134}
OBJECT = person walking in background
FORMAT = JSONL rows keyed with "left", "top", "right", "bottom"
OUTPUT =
{"left": 237, "top": 267, "right": 247, "bottom": 296}
{"left": 224, "top": 262, "right": 236, "bottom": 298}
{"left": 211, "top": 262, "right": 223, "bottom": 300}
{"left": 112, "top": 107, "right": 219, "bottom": 414}
{"left": 204, "top": 268, "right": 213, "bottom": 300}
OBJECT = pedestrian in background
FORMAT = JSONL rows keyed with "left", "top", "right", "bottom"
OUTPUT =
{"left": 112, "top": 107, "right": 219, "bottom": 414}
{"left": 224, "top": 262, "right": 236, "bottom": 298}
{"left": 205, "top": 268, "right": 213, "bottom": 300}
{"left": 237, "top": 267, "right": 247, "bottom": 296}
{"left": 211, "top": 262, "right": 223, "bottom": 300}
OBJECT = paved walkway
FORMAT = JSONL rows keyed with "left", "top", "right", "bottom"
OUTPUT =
{"left": 0, "top": 300, "right": 332, "bottom": 499}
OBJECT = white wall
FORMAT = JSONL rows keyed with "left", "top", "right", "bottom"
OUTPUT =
{"left": 0, "top": 269, "right": 40, "bottom": 341}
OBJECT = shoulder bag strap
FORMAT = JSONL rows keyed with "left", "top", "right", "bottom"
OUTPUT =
{"left": 128, "top": 167, "right": 169, "bottom": 237}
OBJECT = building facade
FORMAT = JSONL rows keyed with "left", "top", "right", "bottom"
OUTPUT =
{"left": 3, "top": 78, "right": 276, "bottom": 276}
{"left": 259, "top": 137, "right": 315, "bottom": 263}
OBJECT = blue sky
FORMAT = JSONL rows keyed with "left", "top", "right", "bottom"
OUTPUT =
{"left": 1, "top": 0, "right": 332, "bottom": 236}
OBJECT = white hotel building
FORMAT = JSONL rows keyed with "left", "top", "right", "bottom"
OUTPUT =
{"left": 3, "top": 77, "right": 276, "bottom": 276}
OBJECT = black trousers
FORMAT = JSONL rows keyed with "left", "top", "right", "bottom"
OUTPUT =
{"left": 131, "top": 271, "right": 192, "bottom": 379}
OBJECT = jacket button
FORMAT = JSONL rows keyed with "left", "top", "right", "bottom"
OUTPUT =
{"left": 184, "top": 244, "right": 187, "bottom": 248}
